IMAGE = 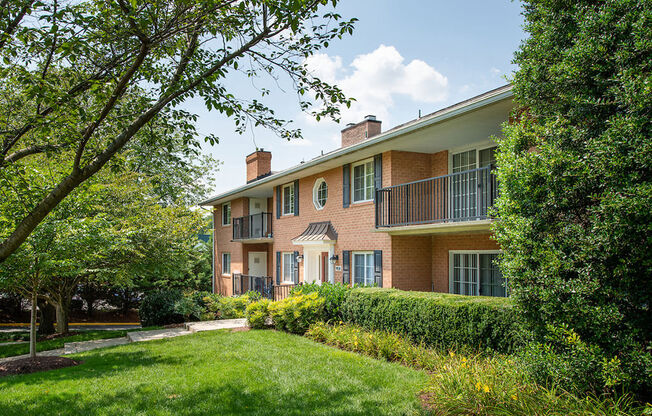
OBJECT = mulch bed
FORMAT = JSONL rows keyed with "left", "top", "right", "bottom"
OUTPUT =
{"left": 230, "top": 327, "right": 250, "bottom": 333}
{"left": 0, "top": 356, "right": 81, "bottom": 377}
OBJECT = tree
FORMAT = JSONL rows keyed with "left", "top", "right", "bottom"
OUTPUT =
{"left": 0, "top": 0, "right": 355, "bottom": 261}
{"left": 494, "top": 0, "right": 651, "bottom": 397}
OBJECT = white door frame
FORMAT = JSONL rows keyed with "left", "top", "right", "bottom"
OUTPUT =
{"left": 293, "top": 241, "right": 335, "bottom": 284}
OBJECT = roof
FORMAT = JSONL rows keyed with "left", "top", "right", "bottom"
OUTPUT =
{"left": 199, "top": 84, "right": 513, "bottom": 206}
{"left": 292, "top": 221, "right": 338, "bottom": 243}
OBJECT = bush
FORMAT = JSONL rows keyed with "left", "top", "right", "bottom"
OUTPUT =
{"left": 139, "top": 289, "right": 184, "bottom": 326}
{"left": 173, "top": 293, "right": 203, "bottom": 322}
{"left": 243, "top": 290, "right": 262, "bottom": 302}
{"left": 203, "top": 294, "right": 251, "bottom": 319}
{"left": 341, "top": 288, "right": 522, "bottom": 353}
{"left": 520, "top": 324, "right": 631, "bottom": 396}
{"left": 245, "top": 299, "right": 272, "bottom": 329}
{"left": 291, "top": 282, "right": 351, "bottom": 322}
{"left": 268, "top": 292, "right": 324, "bottom": 335}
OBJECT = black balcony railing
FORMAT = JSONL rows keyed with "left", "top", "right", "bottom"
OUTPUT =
{"left": 232, "top": 274, "right": 297, "bottom": 301}
{"left": 375, "top": 165, "right": 498, "bottom": 228}
{"left": 233, "top": 212, "right": 273, "bottom": 241}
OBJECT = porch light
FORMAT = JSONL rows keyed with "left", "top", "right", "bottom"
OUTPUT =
{"left": 296, "top": 254, "right": 304, "bottom": 263}
{"left": 329, "top": 254, "right": 338, "bottom": 265}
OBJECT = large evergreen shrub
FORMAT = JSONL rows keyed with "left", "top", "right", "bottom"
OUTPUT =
{"left": 496, "top": 0, "right": 651, "bottom": 397}
{"left": 139, "top": 289, "right": 184, "bottom": 326}
{"left": 340, "top": 288, "right": 521, "bottom": 353}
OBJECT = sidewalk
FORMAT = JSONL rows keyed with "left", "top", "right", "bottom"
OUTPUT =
{"left": 0, "top": 319, "right": 247, "bottom": 364}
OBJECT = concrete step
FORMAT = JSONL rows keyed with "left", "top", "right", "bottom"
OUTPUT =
{"left": 64, "top": 337, "right": 129, "bottom": 354}
{"left": 184, "top": 318, "right": 247, "bottom": 333}
{"left": 126, "top": 328, "right": 192, "bottom": 343}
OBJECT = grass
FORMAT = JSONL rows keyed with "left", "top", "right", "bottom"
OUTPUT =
{"left": 0, "top": 329, "right": 429, "bottom": 415}
{"left": 0, "top": 328, "right": 159, "bottom": 358}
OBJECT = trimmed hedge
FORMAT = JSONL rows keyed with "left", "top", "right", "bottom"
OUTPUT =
{"left": 139, "top": 289, "right": 184, "bottom": 327}
{"left": 341, "top": 288, "right": 522, "bottom": 353}
{"left": 290, "top": 282, "right": 351, "bottom": 322}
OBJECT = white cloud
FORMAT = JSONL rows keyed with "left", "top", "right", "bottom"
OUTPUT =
{"left": 490, "top": 67, "right": 501, "bottom": 76}
{"left": 304, "top": 45, "right": 448, "bottom": 124}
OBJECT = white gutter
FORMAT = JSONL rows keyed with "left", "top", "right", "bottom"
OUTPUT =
{"left": 199, "top": 85, "right": 513, "bottom": 206}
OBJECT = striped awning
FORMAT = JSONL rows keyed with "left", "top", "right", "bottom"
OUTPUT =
{"left": 292, "top": 221, "right": 338, "bottom": 243}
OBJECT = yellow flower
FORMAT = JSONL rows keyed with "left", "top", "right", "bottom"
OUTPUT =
{"left": 461, "top": 357, "right": 467, "bottom": 362}
{"left": 475, "top": 382, "right": 482, "bottom": 391}
{"left": 483, "top": 385, "right": 490, "bottom": 393}
{"left": 511, "top": 394, "right": 518, "bottom": 401}
{"left": 449, "top": 351, "right": 455, "bottom": 357}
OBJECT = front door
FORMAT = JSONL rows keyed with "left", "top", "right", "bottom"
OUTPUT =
{"left": 249, "top": 198, "right": 266, "bottom": 237}
{"left": 248, "top": 252, "right": 267, "bottom": 277}
{"left": 320, "top": 252, "right": 328, "bottom": 283}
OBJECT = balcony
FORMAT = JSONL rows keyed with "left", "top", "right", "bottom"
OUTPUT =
{"left": 232, "top": 212, "right": 273, "bottom": 242}
{"left": 375, "top": 166, "right": 497, "bottom": 232}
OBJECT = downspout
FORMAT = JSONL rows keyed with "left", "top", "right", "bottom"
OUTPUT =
{"left": 200, "top": 206, "right": 215, "bottom": 294}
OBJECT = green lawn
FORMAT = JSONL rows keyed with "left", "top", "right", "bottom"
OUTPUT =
{"left": 0, "top": 330, "right": 430, "bottom": 415}
{"left": 0, "top": 328, "right": 158, "bottom": 358}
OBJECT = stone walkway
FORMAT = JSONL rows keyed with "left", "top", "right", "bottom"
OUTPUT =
{"left": 0, "top": 319, "right": 247, "bottom": 364}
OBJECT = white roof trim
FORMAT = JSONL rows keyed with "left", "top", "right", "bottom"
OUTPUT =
{"left": 199, "top": 85, "right": 512, "bottom": 206}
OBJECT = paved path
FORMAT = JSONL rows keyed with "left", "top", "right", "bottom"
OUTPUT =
{"left": 0, "top": 319, "right": 247, "bottom": 364}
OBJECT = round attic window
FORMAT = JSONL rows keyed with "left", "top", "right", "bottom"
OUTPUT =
{"left": 313, "top": 178, "right": 328, "bottom": 210}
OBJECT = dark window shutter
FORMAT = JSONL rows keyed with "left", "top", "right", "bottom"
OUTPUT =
{"left": 343, "top": 164, "right": 351, "bottom": 208}
{"left": 293, "top": 251, "right": 299, "bottom": 284}
{"left": 276, "top": 252, "right": 281, "bottom": 285}
{"left": 342, "top": 250, "right": 350, "bottom": 285}
{"left": 374, "top": 154, "right": 382, "bottom": 203}
{"left": 374, "top": 250, "right": 383, "bottom": 287}
{"left": 276, "top": 186, "right": 281, "bottom": 219}
{"left": 294, "top": 180, "right": 299, "bottom": 216}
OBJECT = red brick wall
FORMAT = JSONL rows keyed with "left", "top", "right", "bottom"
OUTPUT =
{"left": 391, "top": 235, "right": 432, "bottom": 291}
{"left": 431, "top": 232, "right": 499, "bottom": 292}
{"left": 246, "top": 151, "right": 272, "bottom": 182}
{"left": 272, "top": 154, "right": 392, "bottom": 287}
{"left": 341, "top": 120, "right": 382, "bottom": 148}
{"left": 213, "top": 198, "right": 247, "bottom": 295}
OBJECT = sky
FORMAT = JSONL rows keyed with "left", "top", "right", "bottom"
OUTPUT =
{"left": 190, "top": 0, "right": 526, "bottom": 197}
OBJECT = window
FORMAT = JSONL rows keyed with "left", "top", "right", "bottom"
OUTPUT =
{"left": 222, "top": 202, "right": 231, "bottom": 225}
{"left": 282, "top": 184, "right": 294, "bottom": 215}
{"left": 222, "top": 252, "right": 231, "bottom": 275}
{"left": 282, "top": 252, "right": 294, "bottom": 283}
{"left": 450, "top": 252, "right": 507, "bottom": 297}
{"left": 352, "top": 159, "right": 374, "bottom": 203}
{"left": 313, "top": 178, "right": 328, "bottom": 210}
{"left": 451, "top": 146, "right": 497, "bottom": 219}
{"left": 353, "top": 252, "right": 374, "bottom": 286}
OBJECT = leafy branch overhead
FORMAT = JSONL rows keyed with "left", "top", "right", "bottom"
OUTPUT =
{"left": 0, "top": 0, "right": 356, "bottom": 261}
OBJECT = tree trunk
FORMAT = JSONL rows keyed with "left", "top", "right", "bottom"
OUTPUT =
{"left": 55, "top": 298, "right": 71, "bottom": 334}
{"left": 37, "top": 298, "right": 56, "bottom": 335}
{"left": 29, "top": 291, "right": 37, "bottom": 358}
{"left": 82, "top": 293, "right": 96, "bottom": 318}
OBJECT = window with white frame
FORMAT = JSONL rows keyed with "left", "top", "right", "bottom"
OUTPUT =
{"left": 353, "top": 251, "right": 374, "bottom": 286}
{"left": 313, "top": 178, "right": 328, "bottom": 210}
{"left": 222, "top": 252, "right": 231, "bottom": 275}
{"left": 282, "top": 184, "right": 295, "bottom": 215}
{"left": 222, "top": 202, "right": 231, "bottom": 225}
{"left": 282, "top": 252, "right": 294, "bottom": 283}
{"left": 450, "top": 251, "right": 507, "bottom": 297}
{"left": 451, "top": 146, "right": 498, "bottom": 219}
{"left": 352, "top": 159, "right": 374, "bottom": 203}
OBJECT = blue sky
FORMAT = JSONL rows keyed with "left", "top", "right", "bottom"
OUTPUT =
{"left": 192, "top": 0, "right": 525, "bottom": 196}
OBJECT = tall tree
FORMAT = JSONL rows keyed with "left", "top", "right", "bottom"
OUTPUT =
{"left": 0, "top": 0, "right": 355, "bottom": 261}
{"left": 495, "top": 0, "right": 651, "bottom": 396}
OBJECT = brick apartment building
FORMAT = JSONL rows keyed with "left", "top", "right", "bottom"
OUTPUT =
{"left": 200, "top": 85, "right": 512, "bottom": 298}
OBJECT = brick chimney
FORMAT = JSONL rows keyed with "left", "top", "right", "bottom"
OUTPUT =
{"left": 341, "top": 115, "right": 382, "bottom": 148}
{"left": 246, "top": 149, "right": 272, "bottom": 183}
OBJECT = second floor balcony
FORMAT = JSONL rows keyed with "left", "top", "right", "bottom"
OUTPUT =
{"left": 233, "top": 212, "right": 273, "bottom": 241}
{"left": 375, "top": 165, "right": 498, "bottom": 230}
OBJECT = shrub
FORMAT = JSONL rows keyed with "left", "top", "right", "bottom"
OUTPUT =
{"left": 520, "top": 324, "right": 631, "bottom": 396}
{"left": 203, "top": 294, "right": 251, "bottom": 319}
{"left": 245, "top": 299, "right": 272, "bottom": 329}
{"left": 173, "top": 293, "right": 203, "bottom": 322}
{"left": 341, "top": 288, "right": 522, "bottom": 353}
{"left": 268, "top": 292, "right": 324, "bottom": 335}
{"left": 291, "top": 282, "right": 351, "bottom": 322}
{"left": 243, "top": 290, "right": 262, "bottom": 302}
{"left": 139, "top": 289, "right": 184, "bottom": 326}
